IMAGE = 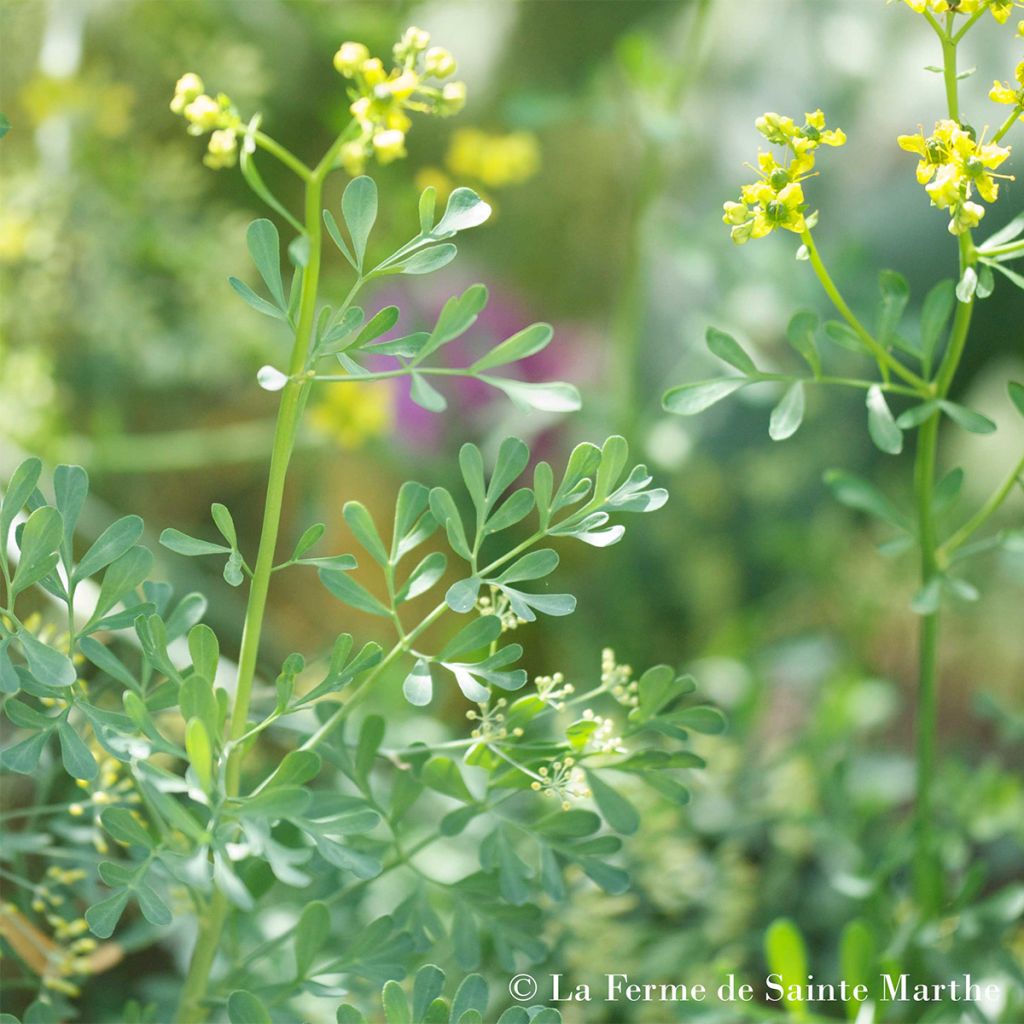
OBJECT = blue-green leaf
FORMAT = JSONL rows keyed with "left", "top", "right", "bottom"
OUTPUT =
{"left": 663, "top": 378, "right": 747, "bottom": 415}
{"left": 866, "top": 386, "right": 903, "bottom": 454}
{"left": 769, "top": 381, "right": 805, "bottom": 441}
{"left": 342, "top": 176, "right": 378, "bottom": 270}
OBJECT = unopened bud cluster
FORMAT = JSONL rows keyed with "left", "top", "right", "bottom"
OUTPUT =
{"left": 534, "top": 671, "right": 575, "bottom": 710}
{"left": 169, "top": 73, "right": 241, "bottom": 169}
{"left": 333, "top": 26, "right": 467, "bottom": 175}
{"left": 580, "top": 707, "right": 627, "bottom": 755}
{"left": 26, "top": 868, "right": 98, "bottom": 998}
{"left": 466, "top": 697, "right": 523, "bottom": 742}
{"left": 477, "top": 591, "right": 527, "bottom": 632}
{"left": 601, "top": 647, "right": 638, "bottom": 708}
{"left": 531, "top": 757, "right": 591, "bottom": 811}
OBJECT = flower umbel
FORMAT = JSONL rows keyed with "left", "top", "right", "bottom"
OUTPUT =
{"left": 898, "top": 120, "right": 1013, "bottom": 234}
{"left": 724, "top": 109, "right": 846, "bottom": 244}
{"left": 530, "top": 757, "right": 591, "bottom": 811}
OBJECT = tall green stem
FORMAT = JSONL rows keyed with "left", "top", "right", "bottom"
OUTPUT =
{"left": 800, "top": 230, "right": 928, "bottom": 391}
{"left": 175, "top": 156, "right": 329, "bottom": 1024}
{"left": 910, "top": 20, "right": 976, "bottom": 915}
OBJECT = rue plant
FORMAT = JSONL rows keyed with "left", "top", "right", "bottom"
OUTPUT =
{"left": 0, "top": 29, "right": 719, "bottom": 1024}
{"left": 665, "top": 3, "right": 1024, "bottom": 919}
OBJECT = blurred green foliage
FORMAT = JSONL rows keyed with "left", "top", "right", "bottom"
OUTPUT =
{"left": 1, "top": 1, "right": 1022, "bottom": 1022}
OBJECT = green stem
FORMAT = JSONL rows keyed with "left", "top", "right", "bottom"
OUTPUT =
{"left": 800, "top": 230, "right": 928, "bottom": 391}
{"left": 910, "top": 28, "right": 979, "bottom": 916}
{"left": 175, "top": 148, "right": 331, "bottom": 1024}
{"left": 253, "top": 131, "right": 312, "bottom": 181}
{"left": 298, "top": 527, "right": 549, "bottom": 754}
{"left": 992, "top": 105, "right": 1024, "bottom": 145}
{"left": 979, "top": 236, "right": 1024, "bottom": 259}
{"left": 911, "top": 410, "right": 941, "bottom": 914}
{"left": 941, "top": 25, "right": 960, "bottom": 121}
{"left": 938, "top": 451, "right": 1024, "bottom": 561}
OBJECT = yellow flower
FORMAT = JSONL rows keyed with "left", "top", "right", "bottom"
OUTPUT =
{"left": 901, "top": 0, "right": 1023, "bottom": 21}
{"left": 394, "top": 25, "right": 431, "bottom": 62}
{"left": 803, "top": 109, "right": 846, "bottom": 147}
{"left": 897, "top": 120, "right": 956, "bottom": 183}
{"left": 755, "top": 112, "right": 798, "bottom": 145}
{"left": 360, "top": 57, "right": 387, "bottom": 88}
{"left": 383, "top": 71, "right": 419, "bottom": 101}
{"left": 183, "top": 94, "right": 222, "bottom": 132}
{"left": 951, "top": 199, "right": 986, "bottom": 233}
{"left": 203, "top": 129, "right": 238, "bottom": 170}
{"left": 900, "top": 119, "right": 1013, "bottom": 234}
{"left": 438, "top": 81, "right": 467, "bottom": 116}
{"left": 175, "top": 88, "right": 239, "bottom": 140}
{"left": 170, "top": 72, "right": 203, "bottom": 114}
{"left": 340, "top": 140, "right": 366, "bottom": 176}
{"left": 724, "top": 109, "right": 843, "bottom": 243}
{"left": 989, "top": 60, "right": 1024, "bottom": 122}
{"left": 424, "top": 47, "right": 457, "bottom": 79}
{"left": 333, "top": 42, "right": 370, "bottom": 78}
{"left": 372, "top": 128, "right": 407, "bottom": 163}
{"left": 723, "top": 181, "right": 807, "bottom": 244}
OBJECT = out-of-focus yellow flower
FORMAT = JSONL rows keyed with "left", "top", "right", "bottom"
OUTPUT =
{"left": 20, "top": 74, "right": 134, "bottom": 138}
{"left": 446, "top": 128, "right": 541, "bottom": 189}
{"left": 899, "top": 120, "right": 1012, "bottom": 233}
{"left": 204, "top": 129, "right": 238, "bottom": 169}
{"left": 424, "top": 47, "right": 457, "bottom": 79}
{"left": 394, "top": 26, "right": 431, "bottom": 62}
{"left": 170, "top": 72, "right": 203, "bottom": 114}
{"left": 310, "top": 382, "right": 392, "bottom": 449}
{"left": 417, "top": 128, "right": 541, "bottom": 211}
{"left": 340, "top": 139, "right": 367, "bottom": 176}
{"left": 372, "top": 128, "right": 407, "bottom": 163}
{"left": 333, "top": 42, "right": 369, "bottom": 77}
{"left": 183, "top": 94, "right": 224, "bottom": 133}
{"left": 415, "top": 166, "right": 454, "bottom": 198}
{"left": 724, "top": 109, "right": 844, "bottom": 244}
{"left": 170, "top": 75, "right": 242, "bottom": 170}
{"left": 990, "top": 59, "right": 1024, "bottom": 124}
{"left": 439, "top": 81, "right": 467, "bottom": 115}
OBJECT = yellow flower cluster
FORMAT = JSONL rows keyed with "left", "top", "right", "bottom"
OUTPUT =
{"left": 901, "top": 0, "right": 1022, "bottom": 23}
{"left": 308, "top": 380, "right": 392, "bottom": 448}
{"left": 415, "top": 128, "right": 541, "bottom": 208}
{"left": 723, "top": 110, "right": 846, "bottom": 244}
{"left": 898, "top": 120, "right": 1013, "bottom": 233}
{"left": 26, "top": 868, "right": 98, "bottom": 998}
{"left": 447, "top": 129, "right": 541, "bottom": 189}
{"left": 333, "top": 26, "right": 467, "bottom": 175}
{"left": 990, "top": 59, "right": 1024, "bottom": 124}
{"left": 169, "top": 72, "right": 241, "bottom": 169}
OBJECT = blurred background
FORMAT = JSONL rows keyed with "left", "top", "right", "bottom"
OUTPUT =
{"left": 1, "top": 0, "right": 1023, "bottom": 1021}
